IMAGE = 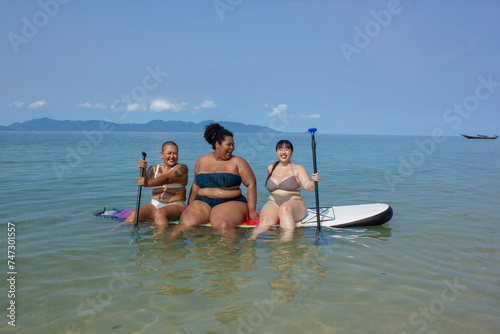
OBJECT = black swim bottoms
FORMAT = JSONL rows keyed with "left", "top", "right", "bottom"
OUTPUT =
{"left": 195, "top": 195, "right": 247, "bottom": 209}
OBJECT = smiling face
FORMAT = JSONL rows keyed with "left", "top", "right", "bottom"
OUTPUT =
{"left": 215, "top": 135, "right": 234, "bottom": 160}
{"left": 161, "top": 144, "right": 179, "bottom": 167}
{"left": 276, "top": 142, "right": 293, "bottom": 164}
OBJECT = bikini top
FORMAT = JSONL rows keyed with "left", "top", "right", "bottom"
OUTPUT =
{"left": 265, "top": 176, "right": 300, "bottom": 192}
{"left": 196, "top": 172, "right": 242, "bottom": 188}
{"left": 152, "top": 164, "right": 184, "bottom": 189}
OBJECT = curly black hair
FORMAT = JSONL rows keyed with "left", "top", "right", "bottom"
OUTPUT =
{"left": 204, "top": 123, "right": 233, "bottom": 149}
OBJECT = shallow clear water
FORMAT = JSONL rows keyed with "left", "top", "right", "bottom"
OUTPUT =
{"left": 1, "top": 131, "right": 499, "bottom": 333}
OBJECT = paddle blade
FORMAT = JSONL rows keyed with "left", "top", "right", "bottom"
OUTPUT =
{"left": 315, "top": 228, "right": 333, "bottom": 246}
{"left": 308, "top": 128, "right": 317, "bottom": 136}
{"left": 315, "top": 236, "right": 332, "bottom": 246}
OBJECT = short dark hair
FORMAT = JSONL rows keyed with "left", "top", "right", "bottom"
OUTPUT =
{"left": 162, "top": 141, "right": 178, "bottom": 151}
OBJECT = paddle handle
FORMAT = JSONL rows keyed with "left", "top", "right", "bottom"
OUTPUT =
{"left": 308, "top": 128, "right": 321, "bottom": 232}
{"left": 134, "top": 152, "right": 147, "bottom": 228}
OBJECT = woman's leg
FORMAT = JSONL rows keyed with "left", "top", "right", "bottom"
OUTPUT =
{"left": 179, "top": 201, "right": 211, "bottom": 227}
{"left": 166, "top": 201, "right": 211, "bottom": 243}
{"left": 209, "top": 201, "right": 248, "bottom": 228}
{"left": 153, "top": 204, "right": 186, "bottom": 237}
{"left": 124, "top": 203, "right": 156, "bottom": 224}
{"left": 278, "top": 200, "right": 307, "bottom": 241}
{"left": 209, "top": 201, "right": 248, "bottom": 245}
{"left": 248, "top": 201, "right": 279, "bottom": 240}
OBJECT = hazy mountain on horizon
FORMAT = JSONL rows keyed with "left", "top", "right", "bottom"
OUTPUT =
{"left": 0, "top": 117, "right": 281, "bottom": 133}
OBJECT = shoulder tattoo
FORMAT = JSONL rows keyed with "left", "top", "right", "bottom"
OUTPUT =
{"left": 146, "top": 165, "right": 154, "bottom": 178}
{"left": 174, "top": 164, "right": 188, "bottom": 177}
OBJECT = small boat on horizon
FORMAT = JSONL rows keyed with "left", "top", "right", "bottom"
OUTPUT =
{"left": 460, "top": 134, "right": 498, "bottom": 139}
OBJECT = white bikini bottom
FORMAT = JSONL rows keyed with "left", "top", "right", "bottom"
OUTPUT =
{"left": 151, "top": 199, "right": 186, "bottom": 209}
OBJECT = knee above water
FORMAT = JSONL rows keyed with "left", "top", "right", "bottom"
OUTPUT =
{"left": 153, "top": 210, "right": 165, "bottom": 219}
{"left": 179, "top": 211, "right": 195, "bottom": 225}
{"left": 259, "top": 216, "right": 273, "bottom": 225}
{"left": 279, "top": 205, "right": 293, "bottom": 215}
{"left": 214, "top": 219, "right": 234, "bottom": 229}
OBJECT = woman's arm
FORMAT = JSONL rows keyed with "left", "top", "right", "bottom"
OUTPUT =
{"left": 187, "top": 182, "right": 199, "bottom": 205}
{"left": 138, "top": 159, "right": 153, "bottom": 182}
{"left": 188, "top": 157, "right": 203, "bottom": 205}
{"left": 296, "top": 164, "right": 320, "bottom": 191}
{"left": 141, "top": 163, "right": 189, "bottom": 187}
{"left": 237, "top": 157, "right": 258, "bottom": 220}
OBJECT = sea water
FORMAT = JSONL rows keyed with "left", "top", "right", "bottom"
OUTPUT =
{"left": 0, "top": 131, "right": 499, "bottom": 333}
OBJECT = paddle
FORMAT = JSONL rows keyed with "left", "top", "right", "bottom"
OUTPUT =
{"left": 308, "top": 128, "right": 321, "bottom": 231}
{"left": 308, "top": 128, "right": 330, "bottom": 246}
{"left": 133, "top": 151, "right": 147, "bottom": 230}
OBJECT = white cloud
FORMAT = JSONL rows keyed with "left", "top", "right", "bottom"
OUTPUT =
{"left": 150, "top": 99, "right": 186, "bottom": 112}
{"left": 77, "top": 102, "right": 93, "bottom": 108}
{"left": 194, "top": 100, "right": 217, "bottom": 110}
{"left": 299, "top": 114, "right": 321, "bottom": 118}
{"left": 9, "top": 101, "right": 24, "bottom": 108}
{"left": 127, "top": 103, "right": 145, "bottom": 112}
{"left": 266, "top": 103, "right": 288, "bottom": 117}
{"left": 77, "top": 102, "right": 108, "bottom": 109}
{"left": 28, "top": 100, "right": 48, "bottom": 109}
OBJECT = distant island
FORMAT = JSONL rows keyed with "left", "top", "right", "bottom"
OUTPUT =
{"left": 0, "top": 118, "right": 281, "bottom": 133}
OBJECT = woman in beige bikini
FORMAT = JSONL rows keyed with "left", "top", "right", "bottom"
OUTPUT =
{"left": 124, "top": 141, "right": 188, "bottom": 235}
{"left": 249, "top": 140, "right": 320, "bottom": 241}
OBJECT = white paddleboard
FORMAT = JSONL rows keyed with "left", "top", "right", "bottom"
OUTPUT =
{"left": 98, "top": 203, "right": 393, "bottom": 228}
{"left": 294, "top": 203, "right": 392, "bottom": 228}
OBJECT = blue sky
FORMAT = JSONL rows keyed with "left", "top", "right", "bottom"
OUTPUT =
{"left": 1, "top": 0, "right": 499, "bottom": 135}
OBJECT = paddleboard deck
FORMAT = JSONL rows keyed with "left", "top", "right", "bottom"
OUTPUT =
{"left": 97, "top": 203, "right": 392, "bottom": 228}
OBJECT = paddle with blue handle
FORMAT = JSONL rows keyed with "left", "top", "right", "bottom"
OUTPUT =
{"left": 308, "top": 128, "right": 330, "bottom": 245}
{"left": 130, "top": 152, "right": 147, "bottom": 244}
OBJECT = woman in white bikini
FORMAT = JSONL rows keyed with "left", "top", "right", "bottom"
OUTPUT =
{"left": 124, "top": 141, "right": 188, "bottom": 235}
{"left": 249, "top": 140, "right": 320, "bottom": 241}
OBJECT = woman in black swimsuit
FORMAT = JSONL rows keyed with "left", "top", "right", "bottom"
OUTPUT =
{"left": 249, "top": 140, "right": 320, "bottom": 241}
{"left": 167, "top": 123, "right": 258, "bottom": 243}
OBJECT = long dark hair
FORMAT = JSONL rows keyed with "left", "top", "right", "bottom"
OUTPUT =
{"left": 265, "top": 140, "right": 294, "bottom": 186}
{"left": 204, "top": 123, "right": 233, "bottom": 149}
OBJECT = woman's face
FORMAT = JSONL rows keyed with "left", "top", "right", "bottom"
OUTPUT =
{"left": 216, "top": 136, "right": 234, "bottom": 160}
{"left": 161, "top": 144, "right": 179, "bottom": 167}
{"left": 276, "top": 144, "right": 293, "bottom": 163}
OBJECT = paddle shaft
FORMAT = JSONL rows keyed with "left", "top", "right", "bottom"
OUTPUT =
{"left": 134, "top": 152, "right": 147, "bottom": 228}
{"left": 309, "top": 130, "right": 321, "bottom": 231}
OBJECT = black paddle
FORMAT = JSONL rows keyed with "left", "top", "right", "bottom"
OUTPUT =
{"left": 308, "top": 128, "right": 330, "bottom": 246}
{"left": 308, "top": 128, "right": 321, "bottom": 231}
{"left": 133, "top": 151, "right": 147, "bottom": 229}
